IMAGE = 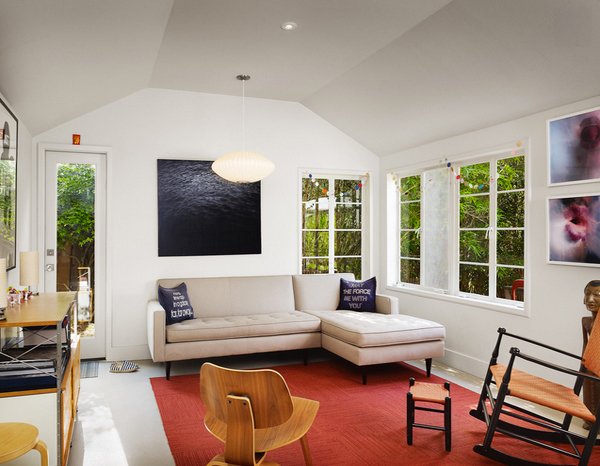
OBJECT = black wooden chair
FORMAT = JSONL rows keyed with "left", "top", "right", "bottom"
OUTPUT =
{"left": 470, "top": 326, "right": 600, "bottom": 465}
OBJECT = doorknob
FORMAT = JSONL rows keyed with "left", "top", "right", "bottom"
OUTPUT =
{"left": 45, "top": 264, "right": 54, "bottom": 272}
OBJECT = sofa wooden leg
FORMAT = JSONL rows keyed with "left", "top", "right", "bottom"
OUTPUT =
{"left": 361, "top": 366, "right": 368, "bottom": 385}
{"left": 166, "top": 361, "right": 171, "bottom": 380}
{"left": 425, "top": 358, "right": 432, "bottom": 377}
{"left": 303, "top": 349, "right": 309, "bottom": 366}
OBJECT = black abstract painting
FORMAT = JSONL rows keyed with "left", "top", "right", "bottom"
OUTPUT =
{"left": 157, "top": 159, "right": 261, "bottom": 256}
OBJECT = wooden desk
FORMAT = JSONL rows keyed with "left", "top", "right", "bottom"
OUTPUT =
{"left": 0, "top": 293, "right": 77, "bottom": 327}
{"left": 0, "top": 292, "right": 78, "bottom": 466}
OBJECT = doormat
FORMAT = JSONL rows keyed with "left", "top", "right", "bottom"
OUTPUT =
{"left": 80, "top": 360, "right": 99, "bottom": 378}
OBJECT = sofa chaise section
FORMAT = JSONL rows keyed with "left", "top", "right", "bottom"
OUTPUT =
{"left": 292, "top": 274, "right": 445, "bottom": 383}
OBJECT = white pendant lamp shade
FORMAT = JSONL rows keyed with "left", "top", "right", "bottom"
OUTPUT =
{"left": 212, "top": 151, "right": 275, "bottom": 183}
{"left": 212, "top": 74, "right": 275, "bottom": 183}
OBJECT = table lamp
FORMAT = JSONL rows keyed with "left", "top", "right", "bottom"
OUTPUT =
{"left": 19, "top": 251, "right": 39, "bottom": 299}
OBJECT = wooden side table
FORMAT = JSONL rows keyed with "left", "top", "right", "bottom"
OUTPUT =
{"left": 0, "top": 422, "right": 49, "bottom": 465}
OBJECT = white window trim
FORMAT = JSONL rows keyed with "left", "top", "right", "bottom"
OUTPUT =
{"left": 386, "top": 140, "right": 530, "bottom": 315}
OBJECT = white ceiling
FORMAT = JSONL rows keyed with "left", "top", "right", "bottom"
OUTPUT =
{"left": 1, "top": 0, "right": 600, "bottom": 156}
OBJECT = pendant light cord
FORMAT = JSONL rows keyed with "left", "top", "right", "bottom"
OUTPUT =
{"left": 242, "top": 77, "right": 246, "bottom": 154}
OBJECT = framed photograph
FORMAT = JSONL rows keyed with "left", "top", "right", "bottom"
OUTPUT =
{"left": 548, "top": 106, "right": 600, "bottom": 185}
{"left": 157, "top": 159, "right": 261, "bottom": 256}
{"left": 0, "top": 97, "right": 17, "bottom": 270}
{"left": 548, "top": 194, "right": 600, "bottom": 266}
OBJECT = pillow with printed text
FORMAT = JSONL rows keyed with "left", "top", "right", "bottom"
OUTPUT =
{"left": 158, "top": 282, "right": 195, "bottom": 325}
{"left": 338, "top": 277, "right": 377, "bottom": 312}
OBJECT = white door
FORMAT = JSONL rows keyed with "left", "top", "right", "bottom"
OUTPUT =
{"left": 43, "top": 148, "right": 107, "bottom": 359}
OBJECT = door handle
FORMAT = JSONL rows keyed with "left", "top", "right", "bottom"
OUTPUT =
{"left": 45, "top": 264, "right": 54, "bottom": 272}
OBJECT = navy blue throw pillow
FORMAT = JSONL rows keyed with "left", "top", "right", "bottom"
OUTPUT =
{"left": 338, "top": 277, "right": 377, "bottom": 312}
{"left": 158, "top": 282, "right": 194, "bottom": 325}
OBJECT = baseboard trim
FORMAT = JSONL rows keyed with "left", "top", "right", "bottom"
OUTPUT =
{"left": 440, "top": 348, "right": 488, "bottom": 379}
{"left": 105, "top": 344, "right": 488, "bottom": 379}
{"left": 106, "top": 345, "right": 150, "bottom": 362}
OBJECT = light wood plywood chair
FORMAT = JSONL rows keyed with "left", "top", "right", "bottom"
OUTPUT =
{"left": 200, "top": 362, "right": 319, "bottom": 466}
{"left": 0, "top": 422, "right": 48, "bottom": 466}
{"left": 471, "top": 326, "right": 600, "bottom": 465}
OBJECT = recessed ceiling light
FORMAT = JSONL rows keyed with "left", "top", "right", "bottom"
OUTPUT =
{"left": 281, "top": 22, "right": 298, "bottom": 31}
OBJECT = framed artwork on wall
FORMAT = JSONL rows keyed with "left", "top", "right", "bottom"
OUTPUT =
{"left": 157, "top": 159, "right": 261, "bottom": 257}
{"left": 0, "top": 97, "right": 17, "bottom": 270}
{"left": 548, "top": 194, "right": 600, "bottom": 266}
{"left": 548, "top": 106, "right": 600, "bottom": 186}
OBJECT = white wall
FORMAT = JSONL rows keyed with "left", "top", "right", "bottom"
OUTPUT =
{"left": 0, "top": 91, "right": 34, "bottom": 287}
{"left": 34, "top": 88, "right": 379, "bottom": 360}
{"left": 381, "top": 95, "right": 600, "bottom": 381}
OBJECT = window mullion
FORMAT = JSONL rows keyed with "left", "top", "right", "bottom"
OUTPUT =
{"left": 450, "top": 169, "right": 460, "bottom": 295}
{"left": 489, "top": 161, "right": 498, "bottom": 299}
{"left": 329, "top": 176, "right": 335, "bottom": 273}
{"left": 419, "top": 173, "right": 424, "bottom": 286}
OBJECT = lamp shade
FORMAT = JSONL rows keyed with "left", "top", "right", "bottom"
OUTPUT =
{"left": 212, "top": 151, "right": 275, "bottom": 183}
{"left": 0, "top": 258, "right": 6, "bottom": 309}
{"left": 19, "top": 251, "right": 39, "bottom": 287}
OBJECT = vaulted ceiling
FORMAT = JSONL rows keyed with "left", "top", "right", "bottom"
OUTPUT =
{"left": 1, "top": 0, "right": 599, "bottom": 156}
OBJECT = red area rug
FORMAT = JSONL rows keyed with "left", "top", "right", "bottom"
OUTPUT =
{"left": 150, "top": 360, "right": 597, "bottom": 465}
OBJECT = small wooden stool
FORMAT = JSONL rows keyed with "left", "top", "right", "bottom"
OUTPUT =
{"left": 406, "top": 377, "right": 451, "bottom": 451}
{"left": 0, "top": 422, "right": 49, "bottom": 466}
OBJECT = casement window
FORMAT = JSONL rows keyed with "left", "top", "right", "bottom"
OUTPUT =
{"left": 300, "top": 173, "right": 367, "bottom": 279}
{"left": 390, "top": 147, "right": 526, "bottom": 307}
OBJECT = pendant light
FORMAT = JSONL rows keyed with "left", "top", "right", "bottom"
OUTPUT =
{"left": 212, "top": 74, "right": 275, "bottom": 183}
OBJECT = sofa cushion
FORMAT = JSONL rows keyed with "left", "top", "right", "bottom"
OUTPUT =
{"left": 292, "top": 273, "right": 354, "bottom": 311}
{"left": 302, "top": 310, "right": 445, "bottom": 348}
{"left": 166, "top": 311, "right": 321, "bottom": 343}
{"left": 158, "top": 282, "right": 194, "bottom": 325}
{"left": 338, "top": 277, "right": 376, "bottom": 312}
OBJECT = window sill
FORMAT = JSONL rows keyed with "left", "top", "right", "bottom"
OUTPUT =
{"left": 385, "top": 284, "right": 528, "bottom": 317}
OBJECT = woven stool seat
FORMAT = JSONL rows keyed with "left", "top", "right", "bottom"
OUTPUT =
{"left": 410, "top": 381, "right": 449, "bottom": 404}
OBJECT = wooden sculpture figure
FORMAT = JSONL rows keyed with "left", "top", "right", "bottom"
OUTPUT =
{"left": 583, "top": 280, "right": 600, "bottom": 427}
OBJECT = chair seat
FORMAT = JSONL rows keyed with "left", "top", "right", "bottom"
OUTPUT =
{"left": 409, "top": 381, "right": 449, "bottom": 404}
{"left": 0, "top": 423, "right": 40, "bottom": 462}
{"left": 490, "top": 363, "right": 595, "bottom": 423}
{"left": 205, "top": 396, "right": 319, "bottom": 452}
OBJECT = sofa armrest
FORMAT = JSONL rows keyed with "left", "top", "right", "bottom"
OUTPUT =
{"left": 375, "top": 294, "right": 399, "bottom": 315}
{"left": 147, "top": 300, "right": 167, "bottom": 362}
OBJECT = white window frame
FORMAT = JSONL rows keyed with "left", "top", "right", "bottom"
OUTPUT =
{"left": 298, "top": 170, "right": 371, "bottom": 279}
{"left": 454, "top": 153, "right": 526, "bottom": 302}
{"left": 387, "top": 143, "right": 528, "bottom": 315}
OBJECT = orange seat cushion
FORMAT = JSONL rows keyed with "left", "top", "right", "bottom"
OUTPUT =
{"left": 490, "top": 364, "right": 595, "bottom": 423}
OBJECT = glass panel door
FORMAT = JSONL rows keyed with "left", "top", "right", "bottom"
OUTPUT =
{"left": 45, "top": 150, "right": 106, "bottom": 359}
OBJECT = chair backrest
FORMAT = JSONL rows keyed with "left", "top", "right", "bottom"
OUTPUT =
{"left": 511, "top": 279, "right": 524, "bottom": 300}
{"left": 583, "top": 319, "right": 600, "bottom": 377}
{"left": 200, "top": 363, "right": 294, "bottom": 429}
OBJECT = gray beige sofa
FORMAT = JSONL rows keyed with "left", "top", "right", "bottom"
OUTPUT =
{"left": 147, "top": 273, "right": 445, "bottom": 383}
